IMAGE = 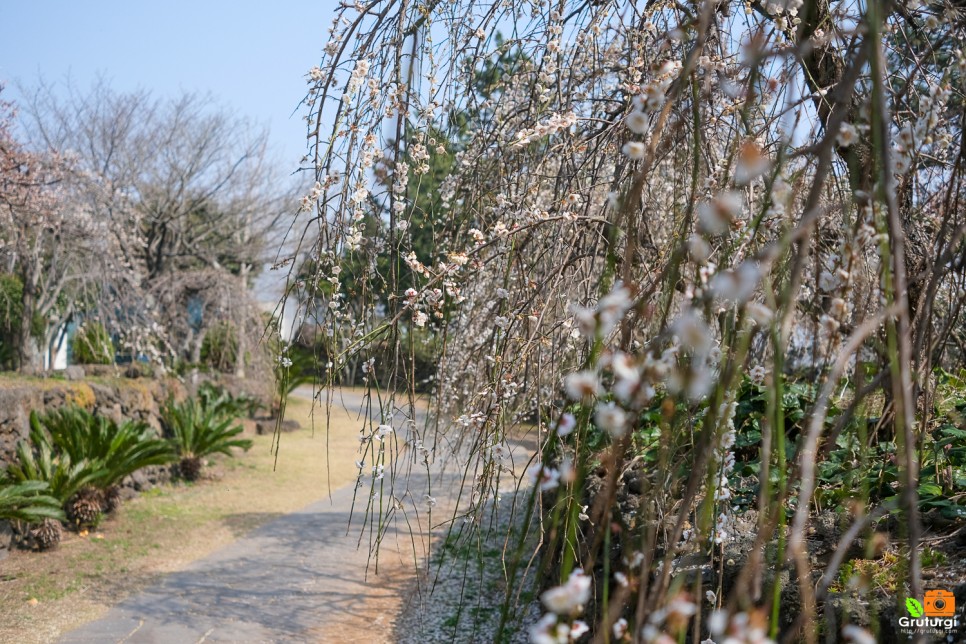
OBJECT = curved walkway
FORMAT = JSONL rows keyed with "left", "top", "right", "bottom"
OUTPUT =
{"left": 58, "top": 389, "right": 464, "bottom": 643}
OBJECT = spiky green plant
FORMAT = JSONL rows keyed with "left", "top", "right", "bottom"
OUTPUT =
{"left": 31, "top": 407, "right": 176, "bottom": 490}
{"left": 0, "top": 480, "right": 65, "bottom": 524}
{"left": 196, "top": 382, "right": 260, "bottom": 420}
{"left": 161, "top": 397, "right": 253, "bottom": 481}
{"left": 5, "top": 426, "right": 105, "bottom": 505}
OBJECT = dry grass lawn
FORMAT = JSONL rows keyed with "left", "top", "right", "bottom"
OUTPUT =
{"left": 0, "top": 391, "right": 369, "bottom": 644}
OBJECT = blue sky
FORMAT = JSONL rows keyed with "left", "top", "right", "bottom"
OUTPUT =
{"left": 0, "top": 0, "right": 335, "bottom": 169}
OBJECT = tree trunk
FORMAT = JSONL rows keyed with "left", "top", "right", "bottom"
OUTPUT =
{"left": 190, "top": 331, "right": 203, "bottom": 365}
{"left": 17, "top": 267, "right": 41, "bottom": 372}
{"left": 234, "top": 263, "right": 250, "bottom": 378}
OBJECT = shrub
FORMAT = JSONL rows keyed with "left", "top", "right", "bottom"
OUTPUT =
{"left": 5, "top": 426, "right": 104, "bottom": 506}
{"left": 200, "top": 322, "right": 238, "bottom": 373}
{"left": 0, "top": 480, "right": 66, "bottom": 551}
{"left": 0, "top": 274, "right": 24, "bottom": 370}
{"left": 10, "top": 408, "right": 176, "bottom": 530}
{"left": 162, "top": 396, "right": 253, "bottom": 481}
{"left": 197, "top": 382, "right": 260, "bottom": 419}
{"left": 71, "top": 321, "right": 114, "bottom": 365}
{"left": 31, "top": 407, "right": 176, "bottom": 490}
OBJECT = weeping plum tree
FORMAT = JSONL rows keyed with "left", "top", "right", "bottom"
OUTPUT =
{"left": 291, "top": 0, "right": 966, "bottom": 641}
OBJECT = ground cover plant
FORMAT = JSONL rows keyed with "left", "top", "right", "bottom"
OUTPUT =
{"left": 286, "top": 0, "right": 966, "bottom": 640}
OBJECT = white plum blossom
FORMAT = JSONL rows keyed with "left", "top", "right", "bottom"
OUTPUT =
{"left": 540, "top": 568, "right": 592, "bottom": 615}
{"left": 613, "top": 617, "right": 628, "bottom": 639}
{"left": 734, "top": 140, "right": 770, "bottom": 185}
{"left": 570, "top": 621, "right": 589, "bottom": 639}
{"left": 556, "top": 412, "right": 577, "bottom": 437}
{"left": 625, "top": 110, "right": 650, "bottom": 134}
{"left": 528, "top": 463, "right": 562, "bottom": 491}
{"left": 611, "top": 352, "right": 642, "bottom": 403}
{"left": 529, "top": 613, "right": 577, "bottom": 644}
{"left": 837, "top": 122, "right": 858, "bottom": 147}
{"left": 688, "top": 234, "right": 711, "bottom": 264}
{"left": 672, "top": 309, "right": 713, "bottom": 355}
{"left": 564, "top": 370, "right": 600, "bottom": 401}
{"left": 818, "top": 269, "right": 840, "bottom": 292}
{"left": 698, "top": 192, "right": 743, "bottom": 236}
{"left": 746, "top": 302, "right": 774, "bottom": 326}
{"left": 708, "top": 610, "right": 728, "bottom": 636}
{"left": 622, "top": 141, "right": 647, "bottom": 160}
{"left": 573, "top": 306, "right": 597, "bottom": 339}
{"left": 709, "top": 261, "right": 761, "bottom": 304}
{"left": 714, "top": 512, "right": 731, "bottom": 544}
{"left": 595, "top": 401, "right": 628, "bottom": 438}
{"left": 750, "top": 364, "right": 767, "bottom": 384}
{"left": 598, "top": 283, "right": 633, "bottom": 333}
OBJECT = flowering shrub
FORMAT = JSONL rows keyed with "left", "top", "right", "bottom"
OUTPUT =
{"left": 288, "top": 0, "right": 966, "bottom": 640}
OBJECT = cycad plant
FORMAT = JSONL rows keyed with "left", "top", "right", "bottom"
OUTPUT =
{"left": 10, "top": 408, "right": 176, "bottom": 531}
{"left": 196, "top": 382, "right": 260, "bottom": 420}
{"left": 162, "top": 397, "right": 253, "bottom": 481}
{"left": 31, "top": 407, "right": 176, "bottom": 523}
{"left": 0, "top": 480, "right": 65, "bottom": 524}
{"left": 0, "top": 481, "right": 66, "bottom": 551}
{"left": 5, "top": 426, "right": 105, "bottom": 531}
{"left": 32, "top": 407, "right": 176, "bottom": 492}
{"left": 6, "top": 427, "right": 104, "bottom": 504}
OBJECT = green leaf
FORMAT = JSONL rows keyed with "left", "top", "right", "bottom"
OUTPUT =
{"left": 906, "top": 598, "right": 924, "bottom": 617}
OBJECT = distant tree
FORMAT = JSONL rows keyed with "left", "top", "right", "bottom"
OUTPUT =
{"left": 18, "top": 81, "right": 299, "bottom": 375}
{"left": 0, "top": 85, "right": 96, "bottom": 370}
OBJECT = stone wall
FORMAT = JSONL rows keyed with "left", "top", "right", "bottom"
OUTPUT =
{"left": 0, "top": 373, "right": 188, "bottom": 467}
